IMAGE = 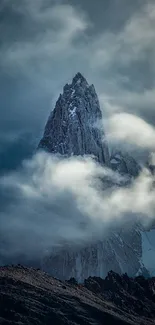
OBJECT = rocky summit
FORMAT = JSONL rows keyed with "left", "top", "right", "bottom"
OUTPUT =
{"left": 1, "top": 265, "right": 155, "bottom": 325}
{"left": 38, "top": 72, "right": 110, "bottom": 165}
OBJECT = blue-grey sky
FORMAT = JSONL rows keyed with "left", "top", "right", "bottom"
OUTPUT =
{"left": 0, "top": 0, "right": 155, "bottom": 171}
{"left": 0, "top": 0, "right": 155, "bottom": 265}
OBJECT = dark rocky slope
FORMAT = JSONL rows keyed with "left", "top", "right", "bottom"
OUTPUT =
{"left": 0, "top": 265, "right": 155, "bottom": 325}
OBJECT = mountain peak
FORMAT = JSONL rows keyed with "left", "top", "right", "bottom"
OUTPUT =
{"left": 38, "top": 74, "right": 110, "bottom": 165}
{"left": 72, "top": 72, "right": 88, "bottom": 85}
{"left": 63, "top": 73, "right": 89, "bottom": 94}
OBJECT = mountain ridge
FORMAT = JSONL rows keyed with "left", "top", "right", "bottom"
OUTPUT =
{"left": 0, "top": 265, "right": 155, "bottom": 325}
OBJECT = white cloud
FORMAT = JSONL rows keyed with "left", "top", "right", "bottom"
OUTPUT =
{"left": 0, "top": 152, "right": 155, "bottom": 262}
{"left": 105, "top": 113, "right": 155, "bottom": 149}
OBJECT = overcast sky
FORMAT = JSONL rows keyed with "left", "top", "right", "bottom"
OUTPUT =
{"left": 1, "top": 0, "right": 155, "bottom": 265}
{"left": 0, "top": 0, "right": 155, "bottom": 170}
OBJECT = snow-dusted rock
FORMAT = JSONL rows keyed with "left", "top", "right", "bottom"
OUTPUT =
{"left": 39, "top": 73, "right": 110, "bottom": 165}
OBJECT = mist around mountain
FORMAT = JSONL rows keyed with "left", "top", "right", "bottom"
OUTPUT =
{"left": 38, "top": 72, "right": 155, "bottom": 281}
{"left": 0, "top": 73, "right": 155, "bottom": 282}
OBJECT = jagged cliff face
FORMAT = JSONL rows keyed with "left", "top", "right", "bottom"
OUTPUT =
{"left": 39, "top": 73, "right": 110, "bottom": 165}
{"left": 110, "top": 151, "right": 141, "bottom": 177}
{"left": 42, "top": 224, "right": 150, "bottom": 282}
{"left": 39, "top": 73, "right": 151, "bottom": 281}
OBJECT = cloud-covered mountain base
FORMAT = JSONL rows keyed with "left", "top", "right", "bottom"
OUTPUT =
{"left": 0, "top": 151, "right": 155, "bottom": 276}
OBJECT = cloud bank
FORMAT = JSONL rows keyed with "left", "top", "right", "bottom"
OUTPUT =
{"left": 0, "top": 152, "right": 155, "bottom": 265}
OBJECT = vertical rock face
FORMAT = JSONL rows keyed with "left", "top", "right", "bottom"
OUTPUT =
{"left": 39, "top": 73, "right": 110, "bottom": 165}
{"left": 110, "top": 151, "right": 141, "bottom": 177}
{"left": 43, "top": 226, "right": 149, "bottom": 282}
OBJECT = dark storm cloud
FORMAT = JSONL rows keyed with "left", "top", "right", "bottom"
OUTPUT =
{"left": 69, "top": 0, "right": 148, "bottom": 33}
{"left": 0, "top": 0, "right": 155, "bottom": 169}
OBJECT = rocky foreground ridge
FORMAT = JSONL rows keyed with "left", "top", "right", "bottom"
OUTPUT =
{"left": 1, "top": 265, "right": 155, "bottom": 325}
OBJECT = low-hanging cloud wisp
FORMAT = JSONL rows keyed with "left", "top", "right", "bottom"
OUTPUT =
{"left": 105, "top": 112, "right": 155, "bottom": 150}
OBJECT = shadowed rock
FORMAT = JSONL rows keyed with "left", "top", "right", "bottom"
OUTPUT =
{"left": 38, "top": 72, "right": 110, "bottom": 165}
{"left": 0, "top": 266, "right": 155, "bottom": 325}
